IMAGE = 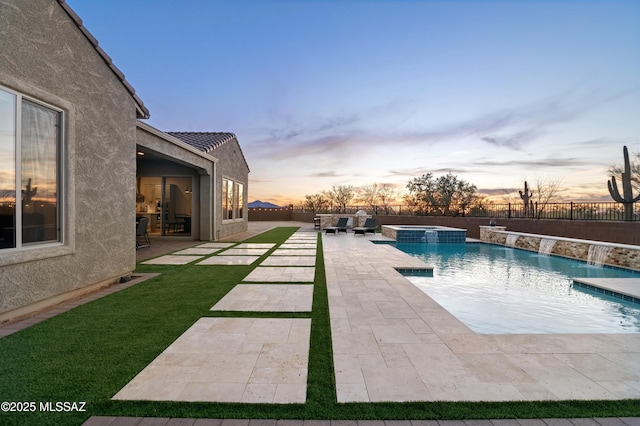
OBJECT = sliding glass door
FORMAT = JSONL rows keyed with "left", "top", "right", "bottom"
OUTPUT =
{"left": 136, "top": 176, "right": 192, "bottom": 236}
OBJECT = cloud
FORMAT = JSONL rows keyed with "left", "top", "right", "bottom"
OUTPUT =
{"left": 473, "top": 157, "right": 582, "bottom": 168}
{"left": 386, "top": 166, "right": 472, "bottom": 177}
{"left": 481, "top": 129, "right": 544, "bottom": 149}
{"left": 247, "top": 85, "right": 636, "bottom": 168}
{"left": 308, "top": 170, "right": 345, "bottom": 178}
{"left": 478, "top": 187, "right": 515, "bottom": 196}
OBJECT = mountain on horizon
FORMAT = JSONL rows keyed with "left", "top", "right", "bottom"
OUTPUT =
{"left": 248, "top": 200, "right": 281, "bottom": 209}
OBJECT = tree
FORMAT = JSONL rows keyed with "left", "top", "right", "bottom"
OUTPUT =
{"left": 405, "top": 172, "right": 477, "bottom": 216}
{"left": 355, "top": 183, "right": 399, "bottom": 214}
{"left": 357, "top": 184, "right": 380, "bottom": 213}
{"left": 322, "top": 185, "right": 355, "bottom": 213}
{"left": 377, "top": 183, "right": 398, "bottom": 215}
{"left": 531, "top": 177, "right": 562, "bottom": 218}
{"left": 303, "top": 193, "right": 329, "bottom": 212}
{"left": 504, "top": 177, "right": 562, "bottom": 218}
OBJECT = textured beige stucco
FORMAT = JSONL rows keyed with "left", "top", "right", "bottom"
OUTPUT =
{"left": 212, "top": 139, "right": 250, "bottom": 239}
{"left": 0, "top": 0, "right": 137, "bottom": 319}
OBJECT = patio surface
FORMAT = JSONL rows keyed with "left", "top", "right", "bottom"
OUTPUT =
{"left": 114, "top": 229, "right": 318, "bottom": 404}
{"left": 122, "top": 225, "right": 640, "bottom": 405}
{"left": 322, "top": 234, "right": 640, "bottom": 402}
{"left": 2, "top": 221, "right": 639, "bottom": 425}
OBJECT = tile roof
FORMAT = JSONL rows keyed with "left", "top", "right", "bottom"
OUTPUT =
{"left": 56, "top": 0, "right": 150, "bottom": 119}
{"left": 167, "top": 132, "right": 237, "bottom": 153}
{"left": 168, "top": 132, "right": 250, "bottom": 171}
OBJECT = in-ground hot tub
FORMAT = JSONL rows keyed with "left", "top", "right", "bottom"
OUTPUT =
{"left": 381, "top": 225, "right": 467, "bottom": 243}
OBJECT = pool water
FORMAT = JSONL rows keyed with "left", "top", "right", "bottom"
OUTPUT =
{"left": 395, "top": 243, "right": 640, "bottom": 334}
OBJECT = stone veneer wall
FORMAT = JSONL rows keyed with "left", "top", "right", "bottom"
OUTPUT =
{"left": 480, "top": 226, "right": 640, "bottom": 271}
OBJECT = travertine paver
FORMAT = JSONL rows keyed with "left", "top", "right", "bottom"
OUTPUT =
{"left": 288, "top": 232, "right": 318, "bottom": 239}
{"left": 142, "top": 255, "right": 204, "bottom": 265}
{"left": 173, "top": 248, "right": 222, "bottom": 256}
{"left": 280, "top": 243, "right": 317, "bottom": 249}
{"left": 224, "top": 248, "right": 271, "bottom": 256}
{"left": 196, "top": 256, "right": 260, "bottom": 265}
{"left": 113, "top": 318, "right": 311, "bottom": 403}
{"left": 271, "top": 248, "right": 316, "bottom": 256}
{"left": 211, "top": 284, "right": 314, "bottom": 312}
{"left": 197, "top": 242, "right": 235, "bottom": 248}
{"left": 322, "top": 234, "right": 640, "bottom": 402}
{"left": 260, "top": 256, "right": 316, "bottom": 266}
{"left": 243, "top": 267, "right": 315, "bottom": 283}
{"left": 235, "top": 243, "right": 277, "bottom": 249}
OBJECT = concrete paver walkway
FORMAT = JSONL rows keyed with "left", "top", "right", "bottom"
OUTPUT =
{"left": 211, "top": 284, "right": 314, "bottom": 312}
{"left": 114, "top": 230, "right": 317, "bottom": 404}
{"left": 113, "top": 318, "right": 311, "bottom": 403}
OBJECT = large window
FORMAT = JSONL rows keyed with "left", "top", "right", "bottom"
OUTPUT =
{"left": 222, "top": 178, "right": 244, "bottom": 221}
{"left": 0, "top": 86, "right": 62, "bottom": 250}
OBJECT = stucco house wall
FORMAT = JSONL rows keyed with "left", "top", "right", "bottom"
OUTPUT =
{"left": 212, "top": 139, "right": 250, "bottom": 239}
{"left": 135, "top": 123, "right": 218, "bottom": 241}
{"left": 0, "top": 0, "right": 139, "bottom": 321}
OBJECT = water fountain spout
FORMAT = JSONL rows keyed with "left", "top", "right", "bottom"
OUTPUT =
{"left": 425, "top": 230, "right": 439, "bottom": 244}
{"left": 505, "top": 234, "right": 519, "bottom": 247}
{"left": 538, "top": 239, "right": 556, "bottom": 256}
{"left": 587, "top": 245, "right": 612, "bottom": 267}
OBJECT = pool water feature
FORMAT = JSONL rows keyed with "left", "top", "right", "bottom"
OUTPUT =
{"left": 588, "top": 245, "right": 613, "bottom": 266}
{"left": 381, "top": 225, "right": 466, "bottom": 243}
{"left": 394, "top": 242, "right": 640, "bottom": 334}
{"left": 538, "top": 238, "right": 556, "bottom": 255}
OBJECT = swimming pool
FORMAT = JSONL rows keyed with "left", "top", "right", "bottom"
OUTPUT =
{"left": 394, "top": 242, "right": 640, "bottom": 334}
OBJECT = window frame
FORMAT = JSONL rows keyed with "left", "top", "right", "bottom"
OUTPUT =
{"left": 221, "top": 177, "right": 245, "bottom": 222}
{"left": 0, "top": 84, "right": 64, "bottom": 252}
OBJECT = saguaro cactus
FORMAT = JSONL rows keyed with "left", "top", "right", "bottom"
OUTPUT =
{"left": 519, "top": 181, "right": 533, "bottom": 216}
{"left": 22, "top": 178, "right": 37, "bottom": 203}
{"left": 608, "top": 145, "right": 640, "bottom": 221}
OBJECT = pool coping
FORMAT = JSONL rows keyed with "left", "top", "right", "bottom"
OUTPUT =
{"left": 323, "top": 232, "right": 640, "bottom": 402}
{"left": 573, "top": 277, "right": 640, "bottom": 304}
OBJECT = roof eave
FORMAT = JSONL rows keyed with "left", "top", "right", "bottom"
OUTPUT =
{"left": 136, "top": 121, "right": 219, "bottom": 163}
{"left": 56, "top": 0, "right": 150, "bottom": 119}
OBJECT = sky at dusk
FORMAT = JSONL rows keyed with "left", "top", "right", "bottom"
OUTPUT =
{"left": 67, "top": 0, "right": 640, "bottom": 206}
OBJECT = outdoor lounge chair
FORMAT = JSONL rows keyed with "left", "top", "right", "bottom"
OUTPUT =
{"left": 136, "top": 217, "right": 150, "bottom": 249}
{"left": 353, "top": 218, "right": 376, "bottom": 236}
{"left": 325, "top": 217, "right": 349, "bottom": 235}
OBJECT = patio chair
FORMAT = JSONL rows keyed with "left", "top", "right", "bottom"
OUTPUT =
{"left": 136, "top": 217, "right": 150, "bottom": 249}
{"left": 353, "top": 218, "right": 376, "bottom": 236}
{"left": 325, "top": 217, "right": 349, "bottom": 235}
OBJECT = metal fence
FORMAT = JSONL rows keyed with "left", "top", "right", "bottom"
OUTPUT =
{"left": 292, "top": 201, "right": 640, "bottom": 221}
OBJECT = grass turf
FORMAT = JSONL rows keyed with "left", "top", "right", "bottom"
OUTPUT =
{"left": 0, "top": 226, "right": 638, "bottom": 425}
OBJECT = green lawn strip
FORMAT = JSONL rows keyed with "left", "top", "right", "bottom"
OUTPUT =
{"left": 0, "top": 226, "right": 638, "bottom": 425}
{"left": 0, "top": 227, "right": 298, "bottom": 425}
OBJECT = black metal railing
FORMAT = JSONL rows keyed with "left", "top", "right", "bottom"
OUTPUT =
{"left": 292, "top": 201, "right": 640, "bottom": 221}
